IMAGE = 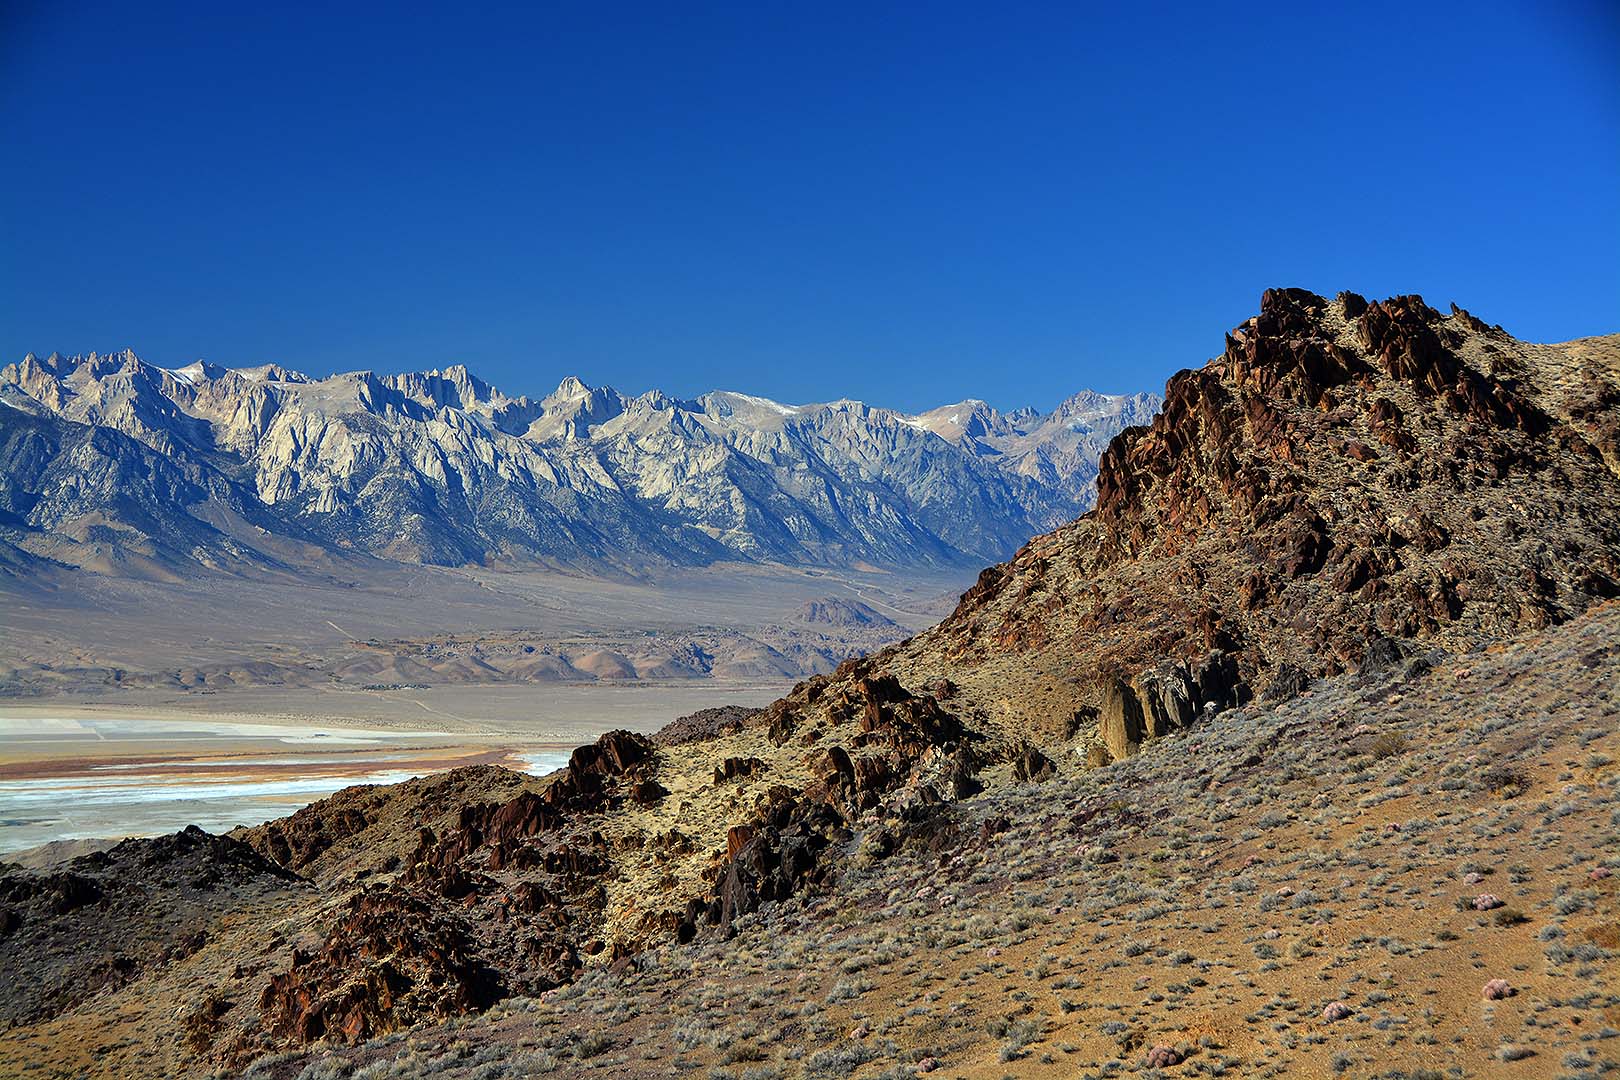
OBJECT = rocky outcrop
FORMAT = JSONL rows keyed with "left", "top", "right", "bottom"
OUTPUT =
{"left": 679, "top": 794, "right": 849, "bottom": 939}
{"left": 713, "top": 756, "right": 766, "bottom": 784}
{"left": 258, "top": 888, "right": 502, "bottom": 1044}
{"left": 1095, "top": 652, "right": 1249, "bottom": 761}
{"left": 238, "top": 766, "right": 538, "bottom": 881}
{"left": 1011, "top": 745, "right": 1055, "bottom": 781}
{"left": 250, "top": 732, "right": 662, "bottom": 1045}
{"left": 244, "top": 706, "right": 976, "bottom": 1047}
{"left": 0, "top": 826, "right": 304, "bottom": 1027}
{"left": 1100, "top": 679, "right": 1147, "bottom": 762}
{"left": 901, "top": 290, "right": 1620, "bottom": 749}
{"left": 653, "top": 705, "right": 762, "bottom": 746}
{"left": 678, "top": 676, "right": 980, "bottom": 943}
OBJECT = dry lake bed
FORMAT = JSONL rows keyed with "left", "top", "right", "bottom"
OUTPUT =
{"left": 0, "top": 682, "right": 784, "bottom": 855}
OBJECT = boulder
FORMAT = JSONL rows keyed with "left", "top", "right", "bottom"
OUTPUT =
{"left": 1132, "top": 661, "right": 1197, "bottom": 737}
{"left": 1100, "top": 678, "right": 1145, "bottom": 761}
{"left": 713, "top": 757, "right": 764, "bottom": 784}
{"left": 1145, "top": 1045, "right": 1183, "bottom": 1068}
{"left": 1192, "top": 649, "right": 1243, "bottom": 711}
{"left": 1261, "top": 663, "right": 1312, "bottom": 704}
{"left": 1012, "top": 745, "right": 1055, "bottom": 782}
{"left": 628, "top": 780, "right": 667, "bottom": 806}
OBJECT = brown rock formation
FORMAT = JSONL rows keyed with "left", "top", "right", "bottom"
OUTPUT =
{"left": 890, "top": 289, "right": 1620, "bottom": 754}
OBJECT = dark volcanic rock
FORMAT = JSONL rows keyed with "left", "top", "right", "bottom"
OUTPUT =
{"left": 252, "top": 730, "right": 664, "bottom": 1049}
{"left": 679, "top": 677, "right": 980, "bottom": 944}
{"left": 1012, "top": 745, "right": 1056, "bottom": 782}
{"left": 259, "top": 888, "right": 502, "bottom": 1044}
{"left": 652, "top": 704, "right": 761, "bottom": 746}
{"left": 705, "top": 796, "right": 848, "bottom": 935}
{"left": 713, "top": 756, "right": 766, "bottom": 784}
{"left": 0, "top": 826, "right": 305, "bottom": 1026}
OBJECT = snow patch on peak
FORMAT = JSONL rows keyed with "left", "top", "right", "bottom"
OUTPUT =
{"left": 233, "top": 363, "right": 310, "bottom": 384}
{"left": 552, "top": 376, "right": 593, "bottom": 400}
{"left": 716, "top": 391, "right": 800, "bottom": 417}
{"left": 165, "top": 361, "right": 211, "bottom": 385}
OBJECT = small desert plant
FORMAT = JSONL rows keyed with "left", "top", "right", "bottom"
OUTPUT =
{"left": 1481, "top": 767, "right": 1530, "bottom": 799}
{"left": 1369, "top": 732, "right": 1408, "bottom": 760}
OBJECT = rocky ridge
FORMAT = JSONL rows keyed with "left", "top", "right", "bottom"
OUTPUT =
{"left": 0, "top": 826, "right": 305, "bottom": 1027}
{"left": 879, "top": 289, "right": 1620, "bottom": 752}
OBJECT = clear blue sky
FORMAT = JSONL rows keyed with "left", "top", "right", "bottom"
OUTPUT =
{"left": 3, "top": 1, "right": 1616, "bottom": 412}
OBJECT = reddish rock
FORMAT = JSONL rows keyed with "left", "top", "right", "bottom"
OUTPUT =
{"left": 1322, "top": 1001, "right": 1353, "bottom": 1022}
{"left": 1012, "top": 745, "right": 1055, "bottom": 782}
{"left": 713, "top": 757, "right": 765, "bottom": 784}
{"left": 258, "top": 888, "right": 502, "bottom": 1045}
{"left": 1145, "top": 1045, "right": 1183, "bottom": 1067}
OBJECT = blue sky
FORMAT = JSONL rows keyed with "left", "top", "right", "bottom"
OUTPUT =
{"left": 3, "top": 1, "right": 1616, "bottom": 412}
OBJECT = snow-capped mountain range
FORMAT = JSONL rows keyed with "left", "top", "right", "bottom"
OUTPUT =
{"left": 0, "top": 350, "right": 1158, "bottom": 577}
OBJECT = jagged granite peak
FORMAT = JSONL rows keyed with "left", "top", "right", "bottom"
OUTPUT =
{"left": 0, "top": 350, "right": 1158, "bottom": 575}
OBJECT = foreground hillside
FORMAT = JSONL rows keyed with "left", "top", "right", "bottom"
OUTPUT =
{"left": 231, "top": 601, "right": 1620, "bottom": 1080}
{"left": 3, "top": 604, "right": 1615, "bottom": 1079}
{"left": 0, "top": 290, "right": 1615, "bottom": 1079}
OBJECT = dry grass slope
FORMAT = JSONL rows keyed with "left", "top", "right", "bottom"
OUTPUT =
{"left": 226, "top": 601, "right": 1620, "bottom": 1080}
